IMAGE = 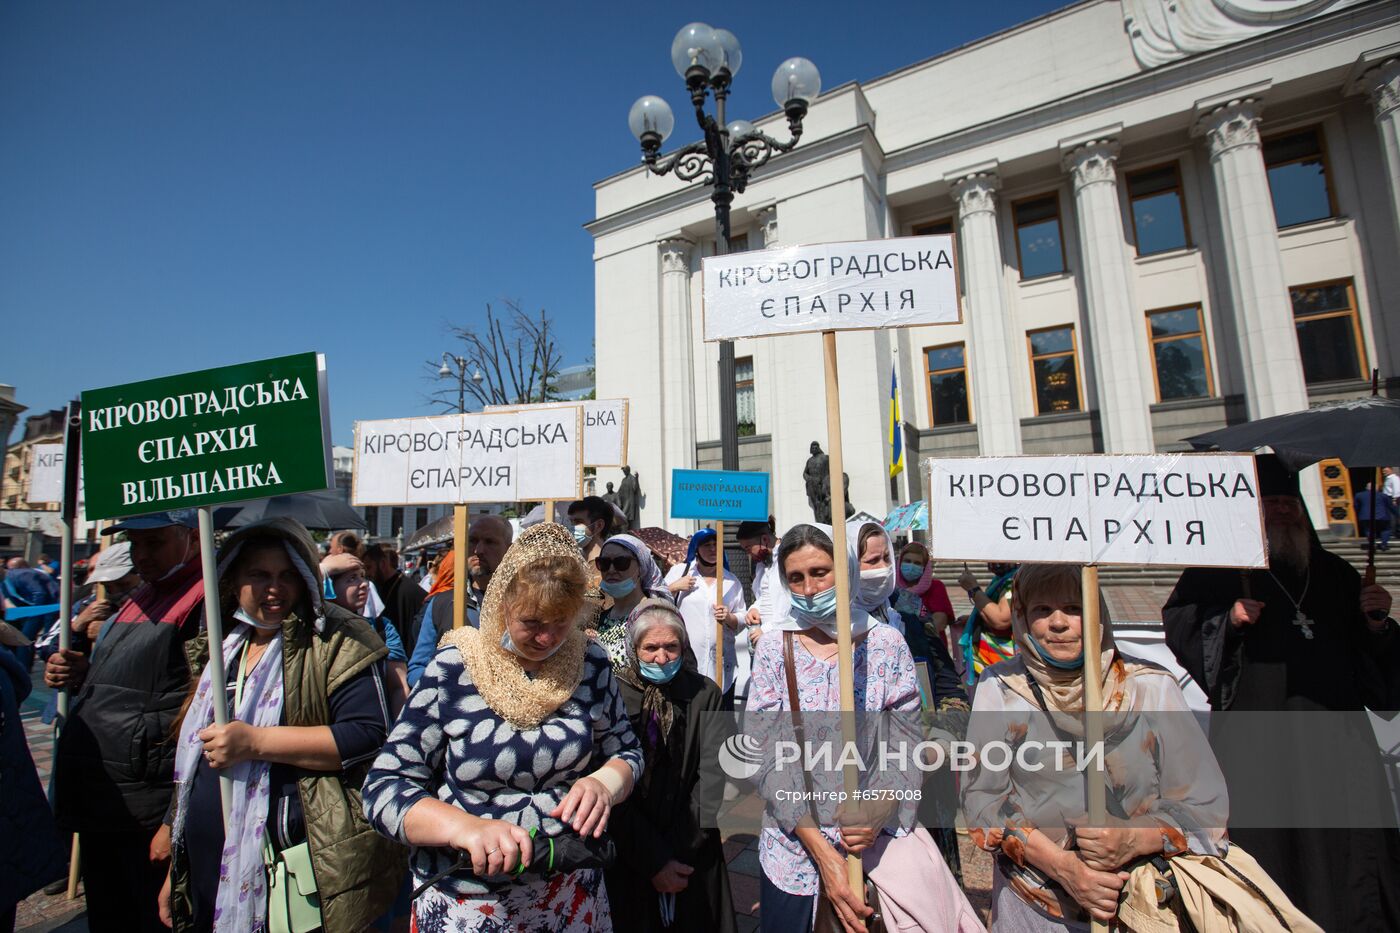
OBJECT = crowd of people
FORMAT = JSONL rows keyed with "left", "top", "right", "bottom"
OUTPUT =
{"left": 0, "top": 453, "right": 1397, "bottom": 931}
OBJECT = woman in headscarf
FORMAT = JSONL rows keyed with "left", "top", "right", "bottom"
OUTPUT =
{"left": 604, "top": 599, "right": 735, "bottom": 933}
{"left": 590, "top": 533, "right": 669, "bottom": 669}
{"left": 362, "top": 523, "right": 643, "bottom": 932}
{"left": 161, "top": 518, "right": 402, "bottom": 933}
{"left": 850, "top": 520, "right": 897, "bottom": 628}
{"left": 321, "top": 552, "right": 409, "bottom": 715}
{"left": 663, "top": 529, "right": 746, "bottom": 705}
{"left": 963, "top": 563, "right": 1234, "bottom": 931}
{"left": 889, "top": 542, "right": 954, "bottom": 658}
{"left": 746, "top": 523, "right": 980, "bottom": 933}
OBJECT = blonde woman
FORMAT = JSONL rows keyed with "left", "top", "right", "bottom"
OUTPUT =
{"left": 363, "top": 523, "right": 642, "bottom": 931}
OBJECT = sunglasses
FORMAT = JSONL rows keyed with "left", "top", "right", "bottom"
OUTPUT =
{"left": 594, "top": 555, "right": 635, "bottom": 573}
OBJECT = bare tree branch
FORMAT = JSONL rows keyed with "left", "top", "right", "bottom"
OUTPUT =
{"left": 424, "top": 301, "right": 566, "bottom": 412}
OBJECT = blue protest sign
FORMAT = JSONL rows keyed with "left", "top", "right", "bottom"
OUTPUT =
{"left": 670, "top": 469, "right": 770, "bottom": 522}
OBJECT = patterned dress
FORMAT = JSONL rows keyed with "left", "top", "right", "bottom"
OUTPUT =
{"left": 363, "top": 641, "right": 644, "bottom": 932}
{"left": 744, "top": 624, "right": 921, "bottom": 895}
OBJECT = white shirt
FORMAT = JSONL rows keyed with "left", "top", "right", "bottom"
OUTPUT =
{"left": 664, "top": 562, "right": 748, "bottom": 692}
{"left": 1384, "top": 473, "right": 1400, "bottom": 500}
{"left": 752, "top": 555, "right": 780, "bottom": 633}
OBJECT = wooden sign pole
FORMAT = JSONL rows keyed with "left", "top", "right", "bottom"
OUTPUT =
{"left": 1080, "top": 564, "right": 1109, "bottom": 933}
{"left": 544, "top": 499, "right": 557, "bottom": 525}
{"left": 821, "top": 330, "right": 864, "bottom": 894}
{"left": 714, "top": 520, "right": 726, "bottom": 691}
{"left": 453, "top": 505, "right": 469, "bottom": 629}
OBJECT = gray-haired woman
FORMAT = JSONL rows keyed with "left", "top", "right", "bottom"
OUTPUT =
{"left": 604, "top": 599, "right": 736, "bottom": 933}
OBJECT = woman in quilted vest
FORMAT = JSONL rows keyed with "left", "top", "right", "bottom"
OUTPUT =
{"left": 160, "top": 517, "right": 403, "bottom": 933}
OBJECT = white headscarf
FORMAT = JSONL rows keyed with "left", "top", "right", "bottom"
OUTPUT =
{"left": 771, "top": 522, "right": 875, "bottom": 637}
{"left": 849, "top": 519, "right": 896, "bottom": 617}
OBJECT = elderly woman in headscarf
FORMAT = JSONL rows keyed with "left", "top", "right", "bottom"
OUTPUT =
{"left": 746, "top": 523, "right": 980, "bottom": 933}
{"left": 362, "top": 523, "right": 643, "bottom": 931}
{"left": 962, "top": 562, "right": 1233, "bottom": 931}
{"left": 161, "top": 518, "right": 402, "bottom": 933}
{"left": 603, "top": 599, "right": 736, "bottom": 933}
{"left": 588, "top": 533, "right": 670, "bottom": 669}
{"left": 663, "top": 528, "right": 746, "bottom": 704}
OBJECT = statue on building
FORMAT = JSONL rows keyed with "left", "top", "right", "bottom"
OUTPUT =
{"left": 803, "top": 441, "right": 853, "bottom": 524}
{"left": 601, "top": 482, "right": 620, "bottom": 509}
{"left": 617, "top": 465, "right": 642, "bottom": 530}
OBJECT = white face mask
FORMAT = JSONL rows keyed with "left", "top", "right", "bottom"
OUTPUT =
{"left": 499, "top": 628, "right": 567, "bottom": 661}
{"left": 857, "top": 565, "right": 895, "bottom": 608}
{"left": 234, "top": 607, "right": 283, "bottom": 632}
{"left": 155, "top": 535, "right": 195, "bottom": 582}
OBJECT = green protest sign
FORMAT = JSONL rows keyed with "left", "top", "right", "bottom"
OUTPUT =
{"left": 80, "top": 353, "right": 332, "bottom": 520}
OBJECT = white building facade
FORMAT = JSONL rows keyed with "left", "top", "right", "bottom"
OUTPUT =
{"left": 588, "top": 0, "right": 1400, "bottom": 532}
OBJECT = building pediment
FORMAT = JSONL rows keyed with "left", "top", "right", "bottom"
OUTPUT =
{"left": 1124, "top": 0, "right": 1372, "bottom": 68}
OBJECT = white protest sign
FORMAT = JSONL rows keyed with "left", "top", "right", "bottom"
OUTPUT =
{"left": 701, "top": 234, "right": 960, "bottom": 341}
{"left": 926, "top": 454, "right": 1266, "bottom": 568}
{"left": 485, "top": 398, "right": 629, "bottom": 466}
{"left": 352, "top": 408, "right": 583, "bottom": 505}
{"left": 28, "top": 443, "right": 66, "bottom": 504}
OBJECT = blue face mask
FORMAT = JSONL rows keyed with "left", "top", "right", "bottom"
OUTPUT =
{"left": 899, "top": 562, "right": 924, "bottom": 583}
{"left": 599, "top": 578, "right": 637, "bottom": 598}
{"left": 789, "top": 586, "right": 839, "bottom": 622}
{"left": 572, "top": 524, "right": 591, "bottom": 545}
{"left": 639, "top": 657, "right": 683, "bottom": 683}
{"left": 1028, "top": 633, "right": 1084, "bottom": 670}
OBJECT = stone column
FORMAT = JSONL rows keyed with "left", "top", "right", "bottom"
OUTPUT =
{"left": 1193, "top": 99, "right": 1308, "bottom": 420}
{"left": 1063, "top": 139, "right": 1156, "bottom": 453}
{"left": 948, "top": 170, "right": 1022, "bottom": 455}
{"left": 659, "top": 237, "right": 696, "bottom": 528}
{"left": 1357, "top": 59, "right": 1400, "bottom": 247}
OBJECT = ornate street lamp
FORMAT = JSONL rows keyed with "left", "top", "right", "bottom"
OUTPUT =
{"left": 629, "top": 23, "right": 819, "bottom": 471}
{"left": 439, "top": 352, "right": 468, "bottom": 413}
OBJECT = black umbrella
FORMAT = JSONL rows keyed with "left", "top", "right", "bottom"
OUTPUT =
{"left": 1186, "top": 396, "right": 1400, "bottom": 471}
{"left": 1186, "top": 370, "right": 1398, "bottom": 594}
{"left": 402, "top": 514, "right": 453, "bottom": 552}
{"left": 214, "top": 489, "right": 366, "bottom": 531}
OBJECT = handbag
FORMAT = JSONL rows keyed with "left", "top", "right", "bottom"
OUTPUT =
{"left": 782, "top": 632, "right": 886, "bottom": 933}
{"left": 262, "top": 834, "right": 322, "bottom": 933}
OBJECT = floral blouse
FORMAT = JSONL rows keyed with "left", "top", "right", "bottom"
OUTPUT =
{"left": 744, "top": 623, "right": 920, "bottom": 895}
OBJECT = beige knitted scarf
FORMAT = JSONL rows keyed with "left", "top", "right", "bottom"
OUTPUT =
{"left": 439, "top": 523, "right": 588, "bottom": 729}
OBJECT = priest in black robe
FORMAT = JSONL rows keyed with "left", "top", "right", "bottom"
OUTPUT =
{"left": 1163, "top": 455, "right": 1400, "bottom": 930}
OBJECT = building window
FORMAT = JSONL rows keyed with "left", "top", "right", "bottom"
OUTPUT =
{"left": 1013, "top": 194, "right": 1066, "bottom": 280}
{"left": 1290, "top": 280, "right": 1365, "bottom": 384}
{"left": 364, "top": 507, "right": 379, "bottom": 536}
{"left": 1263, "top": 127, "right": 1334, "bottom": 228}
{"left": 1146, "top": 306, "right": 1213, "bottom": 401}
{"left": 924, "top": 343, "right": 971, "bottom": 426}
{"left": 1027, "top": 326, "right": 1082, "bottom": 414}
{"left": 734, "top": 356, "right": 756, "bottom": 437}
{"left": 1127, "top": 164, "right": 1190, "bottom": 255}
{"left": 415, "top": 507, "right": 429, "bottom": 530}
{"left": 913, "top": 218, "right": 954, "bottom": 236}
{"left": 390, "top": 507, "right": 404, "bottom": 538}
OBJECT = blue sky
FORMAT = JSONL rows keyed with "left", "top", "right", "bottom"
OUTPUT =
{"left": 1, "top": 0, "right": 1062, "bottom": 446}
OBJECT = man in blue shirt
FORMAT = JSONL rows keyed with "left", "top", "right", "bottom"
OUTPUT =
{"left": 1355, "top": 482, "right": 1393, "bottom": 550}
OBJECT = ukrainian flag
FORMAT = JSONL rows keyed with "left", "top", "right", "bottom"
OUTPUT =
{"left": 889, "top": 364, "right": 904, "bottom": 478}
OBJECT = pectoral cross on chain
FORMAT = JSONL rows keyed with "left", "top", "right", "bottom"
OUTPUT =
{"left": 1293, "top": 610, "right": 1315, "bottom": 640}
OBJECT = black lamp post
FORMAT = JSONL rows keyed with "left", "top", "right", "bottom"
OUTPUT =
{"left": 439, "top": 353, "right": 483, "bottom": 413}
{"left": 629, "top": 23, "right": 819, "bottom": 471}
